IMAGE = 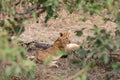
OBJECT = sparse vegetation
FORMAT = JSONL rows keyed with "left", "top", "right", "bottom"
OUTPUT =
{"left": 0, "top": 0, "right": 120, "bottom": 80}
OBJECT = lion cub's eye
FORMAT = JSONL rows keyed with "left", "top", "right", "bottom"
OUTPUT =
{"left": 66, "top": 37, "right": 68, "bottom": 39}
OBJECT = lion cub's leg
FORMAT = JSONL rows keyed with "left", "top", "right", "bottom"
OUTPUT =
{"left": 46, "top": 55, "right": 62, "bottom": 68}
{"left": 48, "top": 60, "right": 58, "bottom": 68}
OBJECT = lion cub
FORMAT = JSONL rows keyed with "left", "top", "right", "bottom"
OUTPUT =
{"left": 34, "top": 31, "right": 71, "bottom": 67}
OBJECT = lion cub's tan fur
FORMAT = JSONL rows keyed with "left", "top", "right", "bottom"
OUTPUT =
{"left": 34, "top": 31, "right": 71, "bottom": 67}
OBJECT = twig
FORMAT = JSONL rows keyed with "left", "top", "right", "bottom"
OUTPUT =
{"left": 14, "top": 0, "right": 21, "bottom": 6}
{"left": 65, "top": 67, "right": 87, "bottom": 80}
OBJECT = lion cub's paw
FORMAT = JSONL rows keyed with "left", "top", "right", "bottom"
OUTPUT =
{"left": 48, "top": 61, "right": 59, "bottom": 68}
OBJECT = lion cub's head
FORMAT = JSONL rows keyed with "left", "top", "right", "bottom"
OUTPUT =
{"left": 54, "top": 31, "right": 71, "bottom": 49}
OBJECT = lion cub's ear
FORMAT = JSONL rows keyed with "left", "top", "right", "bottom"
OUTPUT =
{"left": 60, "top": 30, "right": 71, "bottom": 37}
{"left": 67, "top": 30, "right": 71, "bottom": 37}
{"left": 60, "top": 32, "right": 64, "bottom": 37}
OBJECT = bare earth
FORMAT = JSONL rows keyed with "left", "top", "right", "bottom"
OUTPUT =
{"left": 19, "top": 9, "right": 120, "bottom": 80}
{"left": 20, "top": 9, "right": 116, "bottom": 44}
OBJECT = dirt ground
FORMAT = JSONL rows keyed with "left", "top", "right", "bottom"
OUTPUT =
{"left": 19, "top": 8, "right": 120, "bottom": 80}
{"left": 20, "top": 9, "right": 117, "bottom": 44}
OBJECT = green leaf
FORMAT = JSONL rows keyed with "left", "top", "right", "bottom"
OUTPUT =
{"left": 19, "top": 47, "right": 26, "bottom": 58}
{"left": 45, "top": 6, "right": 54, "bottom": 23}
{"left": 53, "top": 15, "right": 58, "bottom": 19}
{"left": 11, "top": 8, "right": 16, "bottom": 15}
{"left": 0, "top": 4, "right": 2, "bottom": 10}
{"left": 29, "top": 0, "right": 35, "bottom": 4}
{"left": 104, "top": 54, "right": 109, "bottom": 64}
{"left": 81, "top": 73, "right": 87, "bottom": 80}
{"left": 75, "top": 77, "right": 81, "bottom": 80}
{"left": 87, "top": 52, "right": 94, "bottom": 59}
{"left": 22, "top": 19, "right": 28, "bottom": 24}
{"left": 55, "top": 50, "right": 67, "bottom": 56}
{"left": 106, "top": 0, "right": 112, "bottom": 7}
{"left": 14, "top": 67, "right": 21, "bottom": 75}
{"left": 78, "top": 48, "right": 87, "bottom": 57}
{"left": 115, "top": 29, "right": 120, "bottom": 36}
{"left": 101, "top": 54, "right": 110, "bottom": 64}
{"left": 116, "top": 12, "right": 120, "bottom": 27}
{"left": 115, "top": 38, "right": 120, "bottom": 45}
{"left": 87, "top": 36, "right": 95, "bottom": 41}
{"left": 32, "top": 12, "right": 37, "bottom": 18}
{"left": 53, "top": 0, "right": 60, "bottom": 8}
{"left": 5, "top": 66, "right": 12, "bottom": 76}
{"left": 79, "top": 17, "right": 87, "bottom": 22}
{"left": 44, "top": 56, "right": 52, "bottom": 65}
{"left": 95, "top": 38, "right": 103, "bottom": 47}
{"left": 22, "top": 60, "right": 35, "bottom": 69}
{"left": 94, "top": 25, "right": 99, "bottom": 34}
{"left": 111, "top": 62, "right": 120, "bottom": 69}
{"left": 75, "top": 28, "right": 84, "bottom": 36}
